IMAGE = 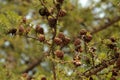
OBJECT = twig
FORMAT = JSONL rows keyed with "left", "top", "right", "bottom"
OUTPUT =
{"left": 50, "top": 9, "right": 60, "bottom": 80}
{"left": 91, "top": 53, "right": 95, "bottom": 67}
{"left": 21, "top": 35, "right": 51, "bottom": 73}
{"left": 25, "top": 35, "right": 51, "bottom": 45}
{"left": 80, "top": 57, "right": 117, "bottom": 77}
{"left": 47, "top": 56, "right": 72, "bottom": 64}
{"left": 39, "top": 0, "right": 46, "bottom": 8}
{"left": 22, "top": 55, "right": 44, "bottom": 73}
{"left": 91, "top": 16, "right": 120, "bottom": 34}
{"left": 49, "top": 2, "right": 62, "bottom": 79}
{"left": 84, "top": 42, "right": 88, "bottom": 54}
{"left": 50, "top": 28, "right": 57, "bottom": 80}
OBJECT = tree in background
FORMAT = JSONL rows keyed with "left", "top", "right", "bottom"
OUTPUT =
{"left": 0, "top": 0, "right": 120, "bottom": 80}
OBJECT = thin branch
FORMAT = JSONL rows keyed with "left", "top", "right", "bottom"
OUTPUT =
{"left": 39, "top": 0, "right": 46, "bottom": 8}
{"left": 91, "top": 53, "right": 95, "bottom": 67}
{"left": 47, "top": 56, "right": 73, "bottom": 64}
{"left": 25, "top": 35, "right": 51, "bottom": 45}
{"left": 91, "top": 16, "right": 120, "bottom": 34}
{"left": 21, "top": 35, "right": 51, "bottom": 73}
{"left": 22, "top": 55, "right": 44, "bottom": 73}
{"left": 50, "top": 28, "right": 57, "bottom": 80}
{"left": 84, "top": 42, "right": 88, "bottom": 54}
{"left": 49, "top": 10, "right": 60, "bottom": 80}
{"left": 49, "top": 3, "right": 62, "bottom": 80}
{"left": 80, "top": 57, "right": 117, "bottom": 77}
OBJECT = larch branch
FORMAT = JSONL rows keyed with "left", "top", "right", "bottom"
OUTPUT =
{"left": 91, "top": 16, "right": 120, "bottom": 34}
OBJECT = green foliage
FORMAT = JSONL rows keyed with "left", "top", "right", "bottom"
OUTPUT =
{"left": 0, "top": 0, "right": 120, "bottom": 80}
{"left": 0, "top": 11, "right": 21, "bottom": 34}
